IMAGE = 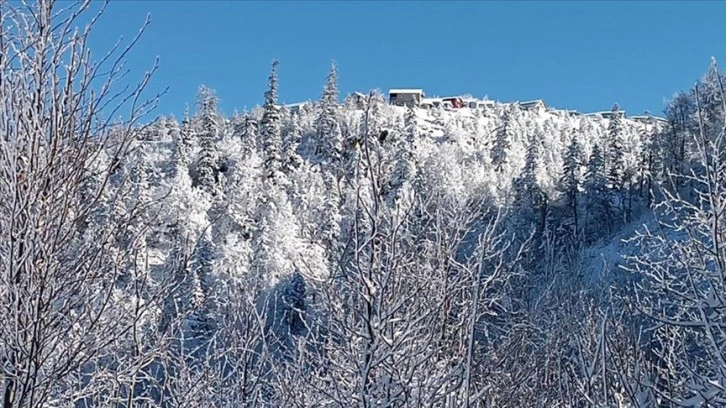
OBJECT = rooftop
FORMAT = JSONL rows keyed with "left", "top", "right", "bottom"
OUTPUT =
{"left": 283, "top": 101, "right": 311, "bottom": 108}
{"left": 587, "top": 110, "right": 626, "bottom": 116}
{"left": 389, "top": 88, "right": 424, "bottom": 94}
{"left": 631, "top": 115, "right": 668, "bottom": 122}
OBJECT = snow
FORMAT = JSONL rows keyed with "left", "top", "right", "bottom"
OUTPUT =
{"left": 519, "top": 99, "right": 545, "bottom": 107}
{"left": 50, "top": 83, "right": 708, "bottom": 406}
{"left": 583, "top": 212, "right": 654, "bottom": 284}
{"left": 388, "top": 88, "right": 424, "bottom": 94}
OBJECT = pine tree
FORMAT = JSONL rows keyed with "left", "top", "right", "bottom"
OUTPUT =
{"left": 403, "top": 104, "right": 418, "bottom": 148}
{"left": 243, "top": 115, "right": 259, "bottom": 155}
{"left": 180, "top": 104, "right": 195, "bottom": 155}
{"left": 513, "top": 132, "right": 544, "bottom": 232}
{"left": 167, "top": 118, "right": 187, "bottom": 179}
{"left": 518, "top": 134, "right": 541, "bottom": 202}
{"left": 321, "top": 62, "right": 338, "bottom": 107}
{"left": 249, "top": 186, "right": 301, "bottom": 288}
{"left": 282, "top": 119, "right": 303, "bottom": 173}
{"left": 196, "top": 136, "right": 220, "bottom": 195}
{"left": 266, "top": 270, "right": 308, "bottom": 359}
{"left": 187, "top": 235, "right": 217, "bottom": 349}
{"left": 281, "top": 271, "right": 307, "bottom": 336}
{"left": 158, "top": 238, "right": 192, "bottom": 337}
{"left": 491, "top": 104, "right": 515, "bottom": 172}
{"left": 261, "top": 60, "right": 283, "bottom": 182}
{"left": 130, "top": 156, "right": 153, "bottom": 225}
{"left": 560, "top": 130, "right": 583, "bottom": 230}
{"left": 663, "top": 92, "right": 694, "bottom": 180}
{"left": 606, "top": 103, "right": 626, "bottom": 191}
{"left": 697, "top": 57, "right": 726, "bottom": 139}
{"left": 198, "top": 86, "right": 218, "bottom": 137}
{"left": 315, "top": 62, "right": 343, "bottom": 168}
{"left": 194, "top": 86, "right": 221, "bottom": 195}
{"left": 389, "top": 106, "right": 418, "bottom": 200}
{"left": 585, "top": 143, "right": 607, "bottom": 195}
{"left": 607, "top": 103, "right": 630, "bottom": 222}
{"left": 637, "top": 122, "right": 655, "bottom": 206}
{"left": 321, "top": 171, "right": 342, "bottom": 272}
{"left": 169, "top": 106, "right": 195, "bottom": 184}
{"left": 584, "top": 143, "right": 611, "bottom": 235}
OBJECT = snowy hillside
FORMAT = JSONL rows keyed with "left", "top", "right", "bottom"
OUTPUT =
{"left": 90, "top": 61, "right": 721, "bottom": 405}
{"left": 130, "top": 90, "right": 667, "bottom": 285}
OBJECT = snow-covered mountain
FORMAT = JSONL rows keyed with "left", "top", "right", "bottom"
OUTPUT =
{"left": 92, "top": 75, "right": 675, "bottom": 401}
{"left": 133, "top": 89, "right": 666, "bottom": 267}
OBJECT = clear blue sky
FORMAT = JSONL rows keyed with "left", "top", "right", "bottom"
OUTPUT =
{"left": 89, "top": 0, "right": 726, "bottom": 119}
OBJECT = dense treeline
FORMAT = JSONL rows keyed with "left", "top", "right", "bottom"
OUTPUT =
{"left": 2, "top": 1, "right": 726, "bottom": 407}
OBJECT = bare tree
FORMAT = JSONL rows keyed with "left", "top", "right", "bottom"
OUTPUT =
{"left": 152, "top": 278, "right": 275, "bottom": 408}
{"left": 279, "top": 94, "right": 528, "bottom": 407}
{"left": 624, "top": 79, "right": 726, "bottom": 405}
{"left": 0, "top": 1, "right": 170, "bottom": 406}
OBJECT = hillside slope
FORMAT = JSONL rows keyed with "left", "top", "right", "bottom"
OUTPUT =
{"left": 128, "top": 95, "right": 664, "bottom": 284}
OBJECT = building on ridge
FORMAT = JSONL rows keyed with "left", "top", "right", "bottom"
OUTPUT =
{"left": 389, "top": 89, "right": 425, "bottom": 107}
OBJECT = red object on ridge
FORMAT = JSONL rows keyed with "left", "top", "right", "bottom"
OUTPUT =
{"left": 443, "top": 97, "right": 464, "bottom": 108}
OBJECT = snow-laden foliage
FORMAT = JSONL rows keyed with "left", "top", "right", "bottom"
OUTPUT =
{"left": 79, "top": 80, "right": 673, "bottom": 406}
{"left": 6, "top": 1, "right": 726, "bottom": 406}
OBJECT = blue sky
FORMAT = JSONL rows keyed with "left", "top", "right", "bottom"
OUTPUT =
{"left": 89, "top": 1, "right": 726, "bottom": 120}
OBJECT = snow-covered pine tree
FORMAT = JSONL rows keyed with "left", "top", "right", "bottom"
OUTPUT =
{"left": 282, "top": 117, "right": 303, "bottom": 173}
{"left": 513, "top": 132, "right": 545, "bottom": 234}
{"left": 180, "top": 104, "right": 195, "bottom": 157}
{"left": 315, "top": 62, "right": 343, "bottom": 169}
{"left": 388, "top": 105, "right": 418, "bottom": 202}
{"left": 187, "top": 234, "right": 218, "bottom": 350}
{"left": 158, "top": 235, "right": 193, "bottom": 337}
{"left": 280, "top": 270, "right": 307, "bottom": 336}
{"left": 636, "top": 119, "right": 656, "bottom": 206}
{"left": 559, "top": 129, "right": 583, "bottom": 231}
{"left": 243, "top": 115, "right": 259, "bottom": 156}
{"left": 320, "top": 170, "right": 342, "bottom": 274}
{"left": 606, "top": 103, "right": 627, "bottom": 221}
{"left": 663, "top": 91, "right": 694, "bottom": 180}
{"left": 168, "top": 118, "right": 190, "bottom": 181}
{"left": 261, "top": 60, "right": 283, "bottom": 183}
{"left": 584, "top": 142, "right": 611, "bottom": 236}
{"left": 194, "top": 86, "right": 222, "bottom": 196}
{"left": 491, "top": 103, "right": 515, "bottom": 172}
{"left": 696, "top": 57, "right": 726, "bottom": 140}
